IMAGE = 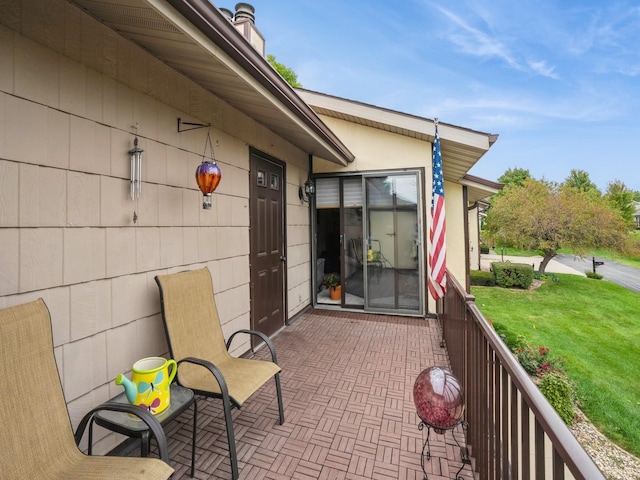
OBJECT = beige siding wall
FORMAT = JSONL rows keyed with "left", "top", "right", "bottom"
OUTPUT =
{"left": 0, "top": 0, "right": 311, "bottom": 453}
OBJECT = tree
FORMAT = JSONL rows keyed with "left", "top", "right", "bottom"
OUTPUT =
{"left": 498, "top": 167, "right": 532, "bottom": 188}
{"left": 266, "top": 54, "right": 302, "bottom": 88}
{"left": 492, "top": 167, "right": 532, "bottom": 200}
{"left": 561, "top": 169, "right": 601, "bottom": 199}
{"left": 605, "top": 180, "right": 635, "bottom": 227}
{"left": 484, "top": 179, "right": 628, "bottom": 273}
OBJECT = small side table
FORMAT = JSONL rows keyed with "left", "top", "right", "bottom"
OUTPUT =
{"left": 90, "top": 384, "right": 197, "bottom": 477}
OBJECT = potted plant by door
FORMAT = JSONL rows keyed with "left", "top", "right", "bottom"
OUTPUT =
{"left": 323, "top": 273, "right": 341, "bottom": 301}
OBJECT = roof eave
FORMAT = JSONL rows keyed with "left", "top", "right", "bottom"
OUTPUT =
{"left": 165, "top": 0, "right": 354, "bottom": 165}
{"left": 297, "top": 89, "right": 498, "bottom": 181}
{"left": 461, "top": 174, "right": 504, "bottom": 203}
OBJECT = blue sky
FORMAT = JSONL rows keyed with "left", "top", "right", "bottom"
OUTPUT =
{"left": 241, "top": 0, "right": 640, "bottom": 192}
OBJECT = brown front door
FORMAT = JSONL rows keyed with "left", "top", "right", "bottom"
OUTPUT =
{"left": 249, "top": 151, "right": 286, "bottom": 343}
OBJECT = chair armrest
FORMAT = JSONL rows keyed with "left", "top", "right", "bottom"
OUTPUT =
{"left": 177, "top": 356, "right": 232, "bottom": 402}
{"left": 74, "top": 402, "right": 171, "bottom": 465}
{"left": 226, "top": 329, "right": 279, "bottom": 364}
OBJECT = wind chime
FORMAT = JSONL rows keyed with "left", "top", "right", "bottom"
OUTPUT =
{"left": 129, "top": 123, "right": 143, "bottom": 223}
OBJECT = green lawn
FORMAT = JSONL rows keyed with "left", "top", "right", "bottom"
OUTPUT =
{"left": 472, "top": 274, "right": 640, "bottom": 457}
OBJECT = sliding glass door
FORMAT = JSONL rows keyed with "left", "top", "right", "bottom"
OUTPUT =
{"left": 315, "top": 177, "right": 364, "bottom": 307}
{"left": 342, "top": 178, "right": 365, "bottom": 307}
{"left": 314, "top": 172, "right": 423, "bottom": 315}
{"left": 364, "top": 174, "right": 422, "bottom": 313}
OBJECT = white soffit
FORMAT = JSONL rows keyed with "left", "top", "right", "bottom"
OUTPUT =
{"left": 297, "top": 89, "right": 498, "bottom": 182}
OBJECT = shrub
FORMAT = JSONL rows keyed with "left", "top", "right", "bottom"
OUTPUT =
{"left": 585, "top": 270, "right": 603, "bottom": 280}
{"left": 470, "top": 270, "right": 495, "bottom": 286}
{"left": 480, "top": 244, "right": 490, "bottom": 254}
{"left": 539, "top": 372, "right": 575, "bottom": 425}
{"left": 533, "top": 271, "right": 559, "bottom": 283}
{"left": 493, "top": 323, "right": 525, "bottom": 349}
{"left": 492, "top": 262, "right": 534, "bottom": 289}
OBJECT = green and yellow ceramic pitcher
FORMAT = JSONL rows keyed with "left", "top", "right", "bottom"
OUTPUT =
{"left": 116, "top": 357, "right": 177, "bottom": 414}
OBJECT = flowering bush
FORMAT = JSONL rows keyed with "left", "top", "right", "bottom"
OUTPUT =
{"left": 494, "top": 325, "right": 576, "bottom": 424}
{"left": 514, "top": 344, "right": 563, "bottom": 377}
{"left": 511, "top": 341, "right": 574, "bottom": 424}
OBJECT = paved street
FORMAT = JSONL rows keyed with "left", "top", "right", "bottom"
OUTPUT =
{"left": 553, "top": 254, "right": 640, "bottom": 294}
{"left": 481, "top": 253, "right": 640, "bottom": 294}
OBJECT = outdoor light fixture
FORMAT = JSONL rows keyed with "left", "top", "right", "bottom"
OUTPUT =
{"left": 129, "top": 135, "right": 143, "bottom": 200}
{"left": 298, "top": 176, "right": 315, "bottom": 203}
{"left": 195, "top": 131, "right": 222, "bottom": 210}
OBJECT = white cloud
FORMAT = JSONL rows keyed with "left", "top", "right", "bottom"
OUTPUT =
{"left": 434, "top": 6, "right": 521, "bottom": 70}
{"left": 527, "top": 60, "right": 559, "bottom": 79}
{"left": 432, "top": 5, "right": 569, "bottom": 81}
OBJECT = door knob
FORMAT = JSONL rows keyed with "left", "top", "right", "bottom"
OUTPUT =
{"left": 280, "top": 256, "right": 286, "bottom": 262}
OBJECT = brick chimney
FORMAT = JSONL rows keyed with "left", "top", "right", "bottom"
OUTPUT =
{"left": 231, "top": 3, "right": 265, "bottom": 56}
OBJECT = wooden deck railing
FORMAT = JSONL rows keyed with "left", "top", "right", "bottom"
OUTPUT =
{"left": 441, "top": 272, "right": 605, "bottom": 480}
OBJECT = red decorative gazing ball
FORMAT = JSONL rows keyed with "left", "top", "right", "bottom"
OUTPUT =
{"left": 413, "top": 366, "right": 465, "bottom": 433}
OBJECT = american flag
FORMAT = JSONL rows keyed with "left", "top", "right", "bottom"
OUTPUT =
{"left": 428, "top": 120, "right": 447, "bottom": 300}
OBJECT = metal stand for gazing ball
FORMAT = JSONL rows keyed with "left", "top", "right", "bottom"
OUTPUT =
{"left": 417, "top": 417, "right": 470, "bottom": 480}
{"left": 413, "top": 366, "right": 470, "bottom": 480}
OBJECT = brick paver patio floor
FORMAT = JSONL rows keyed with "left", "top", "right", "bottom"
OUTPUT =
{"left": 156, "top": 309, "right": 474, "bottom": 479}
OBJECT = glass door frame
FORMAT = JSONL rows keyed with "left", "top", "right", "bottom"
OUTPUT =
{"left": 312, "top": 169, "right": 425, "bottom": 316}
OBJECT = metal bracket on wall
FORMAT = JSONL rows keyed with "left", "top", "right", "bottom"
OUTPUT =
{"left": 177, "top": 117, "right": 211, "bottom": 133}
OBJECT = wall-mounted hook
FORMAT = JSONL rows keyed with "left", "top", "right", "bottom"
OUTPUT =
{"left": 177, "top": 117, "right": 211, "bottom": 133}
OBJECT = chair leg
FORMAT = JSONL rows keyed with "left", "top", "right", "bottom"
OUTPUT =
{"left": 275, "top": 372, "right": 285, "bottom": 425}
{"left": 222, "top": 395, "right": 239, "bottom": 480}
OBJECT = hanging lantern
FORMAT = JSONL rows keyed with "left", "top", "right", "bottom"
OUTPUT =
{"left": 195, "top": 160, "right": 221, "bottom": 209}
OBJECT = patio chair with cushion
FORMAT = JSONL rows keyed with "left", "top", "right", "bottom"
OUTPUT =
{"left": 0, "top": 298, "right": 174, "bottom": 480}
{"left": 155, "top": 267, "right": 285, "bottom": 480}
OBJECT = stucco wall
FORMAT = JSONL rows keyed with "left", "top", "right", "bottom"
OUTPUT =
{"left": 314, "top": 116, "right": 430, "bottom": 173}
{"left": 0, "top": 0, "right": 311, "bottom": 454}
{"left": 468, "top": 204, "right": 481, "bottom": 271}
{"left": 310, "top": 115, "right": 469, "bottom": 307}
{"left": 443, "top": 182, "right": 466, "bottom": 284}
